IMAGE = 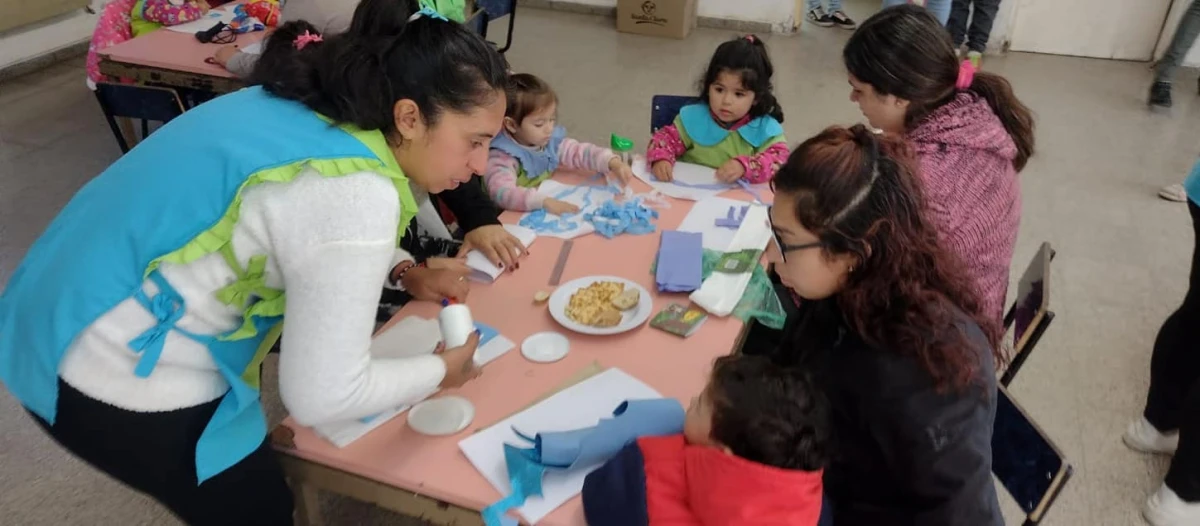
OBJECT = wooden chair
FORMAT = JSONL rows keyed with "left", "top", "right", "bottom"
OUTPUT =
{"left": 467, "top": 0, "right": 517, "bottom": 53}
{"left": 650, "top": 95, "right": 701, "bottom": 134}
{"left": 1000, "top": 242, "right": 1056, "bottom": 387}
{"left": 94, "top": 82, "right": 186, "bottom": 153}
{"left": 992, "top": 385, "right": 1073, "bottom": 525}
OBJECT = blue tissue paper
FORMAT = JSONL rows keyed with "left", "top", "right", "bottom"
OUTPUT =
{"left": 655, "top": 230, "right": 703, "bottom": 293}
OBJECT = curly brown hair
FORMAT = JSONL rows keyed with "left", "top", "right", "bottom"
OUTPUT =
{"left": 707, "top": 354, "right": 827, "bottom": 471}
{"left": 771, "top": 124, "right": 1004, "bottom": 391}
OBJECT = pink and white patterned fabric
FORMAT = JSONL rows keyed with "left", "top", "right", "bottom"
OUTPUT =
{"left": 86, "top": 0, "right": 138, "bottom": 87}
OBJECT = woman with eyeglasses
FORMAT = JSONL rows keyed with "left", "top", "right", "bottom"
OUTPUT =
{"left": 764, "top": 124, "right": 1004, "bottom": 525}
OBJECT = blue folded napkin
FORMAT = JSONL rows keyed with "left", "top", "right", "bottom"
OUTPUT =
{"left": 656, "top": 230, "right": 704, "bottom": 293}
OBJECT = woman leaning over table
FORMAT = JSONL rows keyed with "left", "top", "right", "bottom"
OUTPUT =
{"left": 843, "top": 4, "right": 1034, "bottom": 323}
{"left": 0, "top": 6, "right": 509, "bottom": 525}
{"left": 762, "top": 125, "right": 1004, "bottom": 525}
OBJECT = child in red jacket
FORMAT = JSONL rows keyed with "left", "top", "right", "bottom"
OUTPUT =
{"left": 582, "top": 354, "right": 828, "bottom": 525}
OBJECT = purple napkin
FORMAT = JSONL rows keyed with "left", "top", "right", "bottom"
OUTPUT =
{"left": 656, "top": 230, "right": 703, "bottom": 293}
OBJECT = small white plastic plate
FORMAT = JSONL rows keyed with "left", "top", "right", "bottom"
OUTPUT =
{"left": 407, "top": 396, "right": 475, "bottom": 436}
{"left": 521, "top": 332, "right": 570, "bottom": 363}
{"left": 548, "top": 276, "right": 654, "bottom": 335}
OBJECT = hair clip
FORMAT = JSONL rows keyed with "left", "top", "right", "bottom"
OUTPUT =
{"left": 408, "top": 4, "right": 449, "bottom": 22}
{"left": 745, "top": 34, "right": 756, "bottom": 43}
{"left": 293, "top": 30, "right": 323, "bottom": 50}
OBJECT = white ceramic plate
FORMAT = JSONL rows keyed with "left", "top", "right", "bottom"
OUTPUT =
{"left": 521, "top": 332, "right": 570, "bottom": 363}
{"left": 548, "top": 276, "right": 653, "bottom": 335}
{"left": 407, "top": 396, "right": 475, "bottom": 436}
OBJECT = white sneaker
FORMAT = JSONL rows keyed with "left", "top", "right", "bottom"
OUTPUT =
{"left": 1159, "top": 183, "right": 1188, "bottom": 203}
{"left": 1124, "top": 417, "right": 1179, "bottom": 455}
{"left": 1144, "top": 484, "right": 1200, "bottom": 526}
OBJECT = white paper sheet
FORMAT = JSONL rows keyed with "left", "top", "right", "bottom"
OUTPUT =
{"left": 631, "top": 159, "right": 726, "bottom": 202}
{"left": 239, "top": 41, "right": 264, "bottom": 55}
{"left": 164, "top": 7, "right": 239, "bottom": 33}
{"left": 458, "top": 368, "right": 662, "bottom": 524}
{"left": 676, "top": 196, "right": 763, "bottom": 252}
{"left": 467, "top": 224, "right": 538, "bottom": 283}
{"left": 516, "top": 180, "right": 613, "bottom": 240}
{"left": 312, "top": 316, "right": 515, "bottom": 447}
{"left": 690, "top": 206, "right": 772, "bottom": 317}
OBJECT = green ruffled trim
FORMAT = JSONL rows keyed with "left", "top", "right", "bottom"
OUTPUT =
{"left": 516, "top": 166, "right": 553, "bottom": 189}
{"left": 143, "top": 122, "right": 419, "bottom": 344}
{"left": 130, "top": 0, "right": 163, "bottom": 38}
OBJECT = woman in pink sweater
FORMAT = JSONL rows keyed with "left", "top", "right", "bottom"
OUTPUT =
{"left": 842, "top": 4, "right": 1035, "bottom": 323}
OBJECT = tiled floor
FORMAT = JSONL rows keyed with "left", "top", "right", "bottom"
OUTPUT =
{"left": 2, "top": 2, "right": 1199, "bottom": 524}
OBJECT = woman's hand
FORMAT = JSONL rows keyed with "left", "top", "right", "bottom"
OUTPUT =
{"left": 459, "top": 224, "right": 526, "bottom": 271}
{"left": 425, "top": 257, "right": 470, "bottom": 273}
{"left": 607, "top": 156, "right": 634, "bottom": 186}
{"left": 543, "top": 198, "right": 580, "bottom": 216}
{"left": 651, "top": 160, "right": 674, "bottom": 182}
{"left": 211, "top": 45, "right": 239, "bottom": 67}
{"left": 716, "top": 159, "right": 746, "bottom": 183}
{"left": 438, "top": 332, "right": 481, "bottom": 389}
{"left": 401, "top": 265, "right": 470, "bottom": 302}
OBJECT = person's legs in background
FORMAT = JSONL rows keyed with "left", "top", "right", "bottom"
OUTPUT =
{"left": 1151, "top": 0, "right": 1200, "bottom": 108}
{"left": 806, "top": 0, "right": 834, "bottom": 27}
{"left": 881, "top": 0, "right": 950, "bottom": 25}
{"left": 1130, "top": 200, "right": 1200, "bottom": 525}
{"left": 947, "top": 0, "right": 971, "bottom": 50}
{"left": 962, "top": 0, "right": 1000, "bottom": 66}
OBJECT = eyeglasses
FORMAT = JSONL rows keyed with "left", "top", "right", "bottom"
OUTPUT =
{"left": 767, "top": 207, "right": 822, "bottom": 262}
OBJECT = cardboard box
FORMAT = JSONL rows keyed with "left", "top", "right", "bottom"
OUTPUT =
{"left": 616, "top": 0, "right": 699, "bottom": 39}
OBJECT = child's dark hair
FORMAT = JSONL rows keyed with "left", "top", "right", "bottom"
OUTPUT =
{"left": 706, "top": 354, "right": 826, "bottom": 471}
{"left": 843, "top": 5, "right": 1035, "bottom": 171}
{"left": 505, "top": 73, "right": 558, "bottom": 125}
{"left": 699, "top": 34, "right": 784, "bottom": 123}
{"left": 248, "top": 0, "right": 507, "bottom": 135}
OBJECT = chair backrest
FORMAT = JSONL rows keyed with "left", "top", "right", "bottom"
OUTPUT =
{"left": 1000, "top": 242, "right": 1055, "bottom": 387}
{"left": 650, "top": 95, "right": 701, "bottom": 134}
{"left": 992, "top": 386, "right": 1072, "bottom": 525}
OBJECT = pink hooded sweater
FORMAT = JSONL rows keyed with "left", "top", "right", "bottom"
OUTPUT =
{"left": 909, "top": 92, "right": 1021, "bottom": 323}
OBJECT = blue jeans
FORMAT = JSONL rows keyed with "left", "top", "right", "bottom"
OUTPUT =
{"left": 882, "top": 0, "right": 952, "bottom": 25}
{"left": 1156, "top": 0, "right": 1200, "bottom": 84}
{"left": 807, "top": 0, "right": 843, "bottom": 12}
{"left": 818, "top": 495, "right": 834, "bottom": 526}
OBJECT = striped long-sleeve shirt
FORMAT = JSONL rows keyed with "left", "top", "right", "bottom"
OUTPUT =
{"left": 484, "top": 138, "right": 617, "bottom": 212}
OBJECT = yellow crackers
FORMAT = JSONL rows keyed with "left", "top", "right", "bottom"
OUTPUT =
{"left": 565, "top": 281, "right": 626, "bottom": 327}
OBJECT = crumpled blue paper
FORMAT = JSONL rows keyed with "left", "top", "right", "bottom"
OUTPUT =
{"left": 584, "top": 199, "right": 659, "bottom": 238}
{"left": 481, "top": 398, "right": 685, "bottom": 526}
{"left": 656, "top": 230, "right": 703, "bottom": 293}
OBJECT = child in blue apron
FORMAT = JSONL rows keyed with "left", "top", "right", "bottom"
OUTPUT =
{"left": 0, "top": 3, "right": 509, "bottom": 524}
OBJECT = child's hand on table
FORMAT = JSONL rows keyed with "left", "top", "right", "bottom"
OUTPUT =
{"left": 402, "top": 266, "right": 470, "bottom": 303}
{"left": 437, "top": 331, "right": 482, "bottom": 389}
{"left": 210, "top": 45, "right": 239, "bottom": 67}
{"left": 606, "top": 156, "right": 634, "bottom": 186}
{"left": 543, "top": 198, "right": 580, "bottom": 216}
{"left": 715, "top": 159, "right": 746, "bottom": 183}
{"left": 651, "top": 160, "right": 674, "bottom": 182}
{"left": 459, "top": 225, "right": 526, "bottom": 271}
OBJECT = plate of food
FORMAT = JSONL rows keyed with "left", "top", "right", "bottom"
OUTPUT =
{"left": 548, "top": 276, "right": 653, "bottom": 335}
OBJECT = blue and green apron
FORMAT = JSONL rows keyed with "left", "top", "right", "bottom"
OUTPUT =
{"left": 0, "top": 86, "right": 417, "bottom": 483}
{"left": 490, "top": 125, "right": 567, "bottom": 188}
{"left": 674, "top": 103, "right": 785, "bottom": 169}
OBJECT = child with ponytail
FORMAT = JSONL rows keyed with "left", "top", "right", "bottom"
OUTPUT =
{"left": 843, "top": 4, "right": 1035, "bottom": 323}
{"left": 648, "top": 34, "right": 790, "bottom": 185}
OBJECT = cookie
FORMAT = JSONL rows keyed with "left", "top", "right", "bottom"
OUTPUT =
{"left": 611, "top": 289, "right": 640, "bottom": 311}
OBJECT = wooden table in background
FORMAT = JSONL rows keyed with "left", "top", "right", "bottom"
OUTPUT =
{"left": 272, "top": 172, "right": 767, "bottom": 525}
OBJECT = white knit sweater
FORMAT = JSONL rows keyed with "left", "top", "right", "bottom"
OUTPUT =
{"left": 58, "top": 167, "right": 446, "bottom": 426}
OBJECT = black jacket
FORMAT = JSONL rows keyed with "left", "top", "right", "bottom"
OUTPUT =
{"left": 767, "top": 299, "right": 1003, "bottom": 526}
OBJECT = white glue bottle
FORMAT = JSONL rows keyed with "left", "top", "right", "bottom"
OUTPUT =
{"left": 438, "top": 299, "right": 478, "bottom": 365}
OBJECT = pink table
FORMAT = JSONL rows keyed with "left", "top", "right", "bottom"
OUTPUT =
{"left": 98, "top": 1, "right": 266, "bottom": 93}
{"left": 273, "top": 172, "right": 768, "bottom": 525}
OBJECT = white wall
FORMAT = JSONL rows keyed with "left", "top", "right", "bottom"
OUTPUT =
{"left": 577, "top": 0, "right": 796, "bottom": 32}
{"left": 0, "top": 7, "right": 98, "bottom": 71}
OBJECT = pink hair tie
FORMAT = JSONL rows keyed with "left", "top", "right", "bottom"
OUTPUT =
{"left": 293, "top": 31, "right": 323, "bottom": 50}
{"left": 956, "top": 59, "right": 976, "bottom": 90}
{"left": 745, "top": 35, "right": 756, "bottom": 43}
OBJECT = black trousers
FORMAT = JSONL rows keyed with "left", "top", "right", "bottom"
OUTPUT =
{"left": 29, "top": 379, "right": 294, "bottom": 525}
{"left": 947, "top": 0, "right": 1002, "bottom": 52}
{"left": 1144, "top": 200, "right": 1200, "bottom": 502}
